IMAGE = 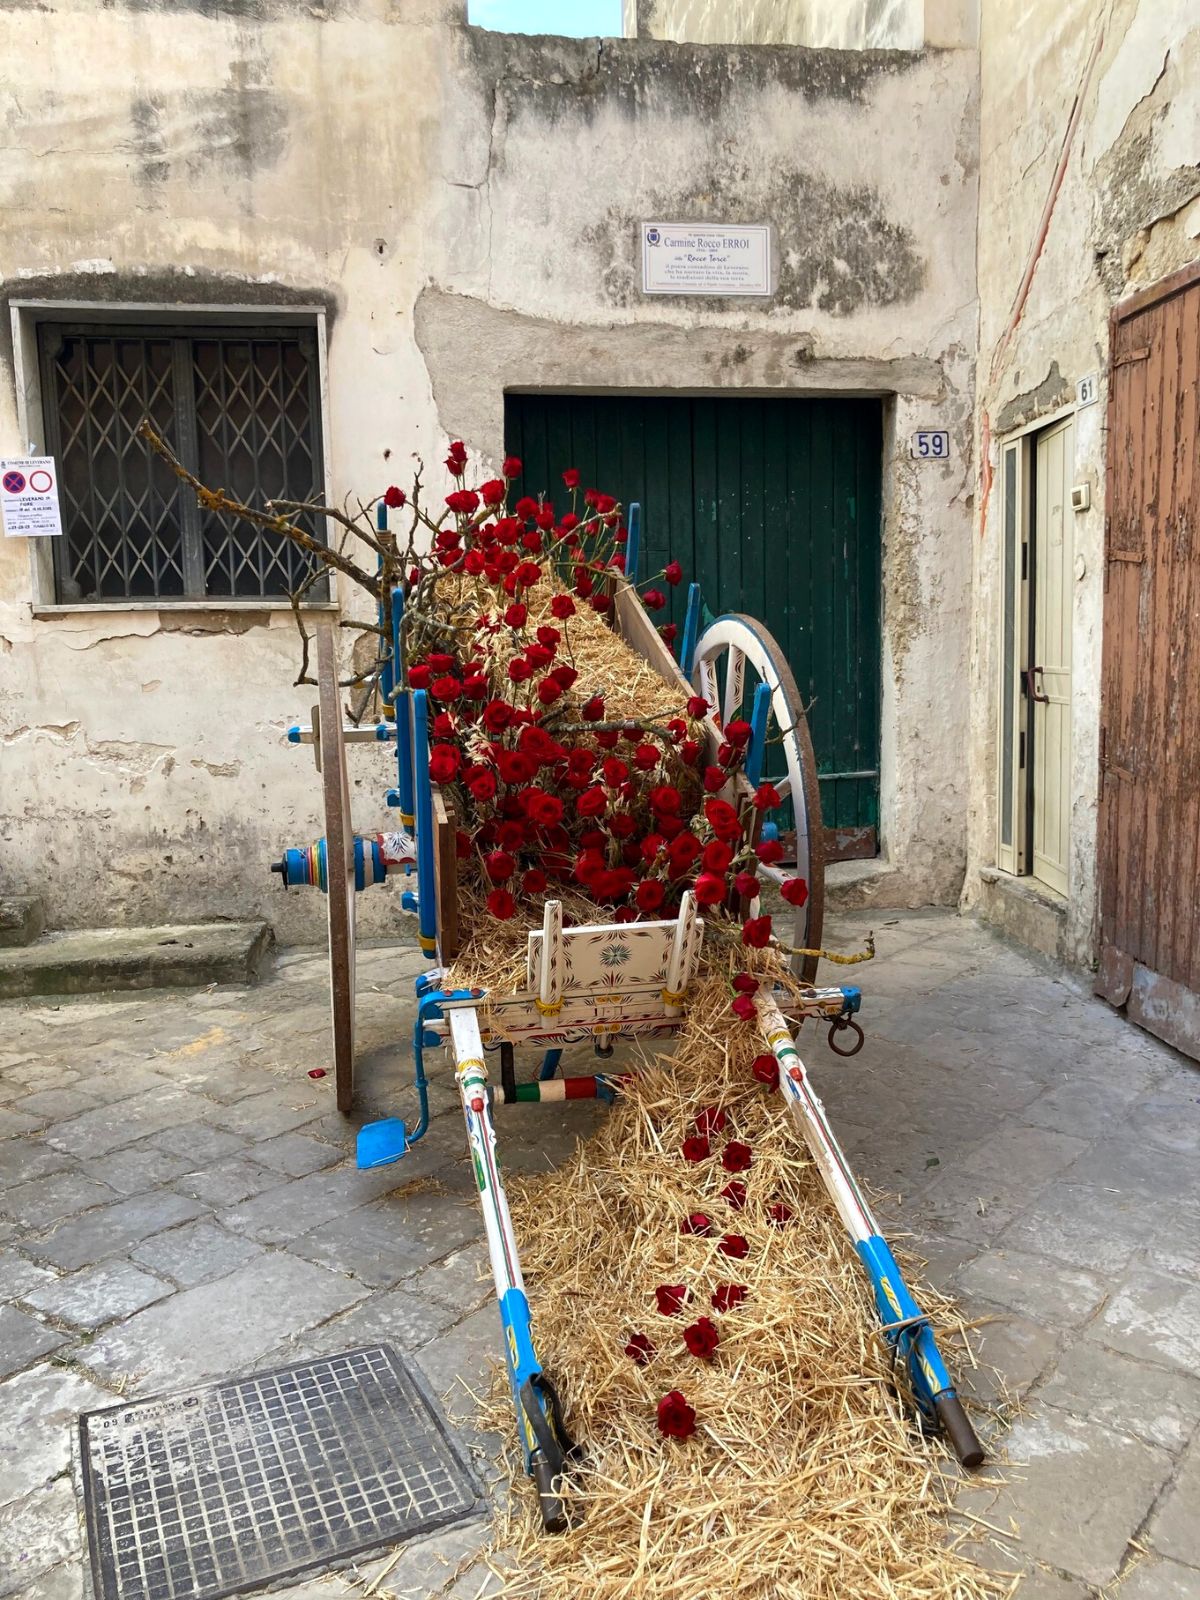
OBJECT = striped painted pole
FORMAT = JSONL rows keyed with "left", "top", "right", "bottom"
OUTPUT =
{"left": 411, "top": 690, "right": 437, "bottom": 959}
{"left": 448, "top": 1007, "right": 570, "bottom": 1529}
{"left": 500, "top": 1075, "right": 626, "bottom": 1103}
{"left": 392, "top": 587, "right": 415, "bottom": 828}
{"left": 755, "top": 990, "right": 984, "bottom": 1467}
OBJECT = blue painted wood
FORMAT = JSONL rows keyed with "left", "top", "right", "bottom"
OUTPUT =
{"left": 625, "top": 501, "right": 641, "bottom": 586}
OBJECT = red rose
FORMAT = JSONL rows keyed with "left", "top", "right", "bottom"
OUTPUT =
{"left": 730, "top": 995, "right": 757, "bottom": 1022}
{"left": 649, "top": 785, "right": 681, "bottom": 815}
{"left": 483, "top": 700, "right": 513, "bottom": 733}
{"left": 575, "top": 571, "right": 594, "bottom": 600}
{"left": 502, "top": 455, "right": 522, "bottom": 478}
{"left": 537, "top": 677, "right": 563, "bottom": 705}
{"left": 480, "top": 478, "right": 506, "bottom": 507}
{"left": 601, "top": 757, "right": 629, "bottom": 788}
{"left": 581, "top": 694, "right": 605, "bottom": 722}
{"left": 719, "top": 1180, "right": 747, "bottom": 1210}
{"left": 695, "top": 1105, "right": 727, "bottom": 1137}
{"left": 550, "top": 594, "right": 576, "bottom": 619}
{"left": 751, "top": 1054, "right": 780, "bottom": 1088}
{"left": 682, "top": 1316, "right": 719, "bottom": 1361}
{"left": 666, "top": 833, "right": 701, "bottom": 876}
{"left": 633, "top": 743, "right": 659, "bottom": 772}
{"left": 523, "top": 790, "right": 564, "bottom": 828}
{"left": 504, "top": 602, "right": 528, "bottom": 628}
{"left": 702, "top": 765, "right": 727, "bottom": 794}
{"left": 515, "top": 560, "right": 542, "bottom": 587}
{"left": 769, "top": 1202, "right": 794, "bottom": 1227}
{"left": 432, "top": 713, "right": 455, "bottom": 738}
{"left": 465, "top": 767, "right": 496, "bottom": 801}
{"left": 609, "top": 810, "right": 637, "bottom": 840}
{"left": 681, "top": 1212, "right": 712, "bottom": 1237}
{"left": 781, "top": 877, "right": 809, "bottom": 907}
{"left": 664, "top": 560, "right": 683, "bottom": 585}
{"left": 717, "top": 741, "right": 737, "bottom": 770}
{"left": 711, "top": 1284, "right": 748, "bottom": 1314}
{"left": 702, "top": 841, "right": 733, "bottom": 874}
{"left": 722, "top": 1140, "right": 753, "bottom": 1173}
{"left": 731, "top": 973, "right": 759, "bottom": 995}
{"left": 742, "top": 915, "right": 773, "bottom": 949}
{"left": 705, "top": 799, "right": 741, "bottom": 841}
{"left": 507, "top": 658, "right": 532, "bottom": 684}
{"left": 484, "top": 850, "right": 515, "bottom": 882}
{"left": 732, "top": 871, "right": 760, "bottom": 899}
{"left": 428, "top": 653, "right": 457, "bottom": 672}
{"left": 575, "top": 786, "right": 606, "bottom": 819}
{"left": 756, "top": 839, "right": 785, "bottom": 865}
{"left": 551, "top": 665, "right": 578, "bottom": 691}
{"left": 725, "top": 719, "right": 752, "bottom": 748}
{"left": 497, "top": 750, "right": 536, "bottom": 785}
{"left": 566, "top": 747, "right": 596, "bottom": 782}
{"left": 656, "top": 1390, "right": 697, "bottom": 1440}
{"left": 753, "top": 783, "right": 782, "bottom": 811}
{"left": 635, "top": 879, "right": 666, "bottom": 914}
{"left": 562, "top": 467, "right": 581, "bottom": 489}
{"left": 719, "top": 1234, "right": 749, "bottom": 1260}
{"left": 445, "top": 489, "right": 479, "bottom": 515}
{"left": 486, "top": 888, "right": 515, "bottom": 920}
{"left": 681, "top": 1135, "right": 710, "bottom": 1163}
{"left": 642, "top": 589, "right": 666, "bottom": 611}
{"left": 654, "top": 1284, "right": 690, "bottom": 1317}
{"left": 462, "top": 673, "right": 488, "bottom": 700}
{"left": 428, "top": 744, "right": 460, "bottom": 783}
{"left": 596, "top": 729, "right": 620, "bottom": 749}
{"left": 455, "top": 830, "right": 472, "bottom": 859}
{"left": 383, "top": 485, "right": 406, "bottom": 509}
{"left": 514, "top": 495, "right": 538, "bottom": 518}
{"left": 686, "top": 696, "right": 708, "bottom": 719}
{"left": 680, "top": 738, "right": 701, "bottom": 766}
{"left": 693, "top": 873, "right": 727, "bottom": 908}
{"left": 521, "top": 869, "right": 547, "bottom": 895}
{"left": 408, "top": 663, "right": 431, "bottom": 689}
{"left": 625, "top": 1332, "right": 655, "bottom": 1366}
{"left": 660, "top": 623, "right": 678, "bottom": 645}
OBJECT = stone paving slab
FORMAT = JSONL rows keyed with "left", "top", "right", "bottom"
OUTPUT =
{"left": 0, "top": 1364, "right": 112, "bottom": 1509}
{"left": 24, "top": 1190, "right": 207, "bottom": 1273}
{"left": 0, "top": 1307, "right": 68, "bottom": 1379}
{"left": 21, "top": 1261, "right": 171, "bottom": 1331}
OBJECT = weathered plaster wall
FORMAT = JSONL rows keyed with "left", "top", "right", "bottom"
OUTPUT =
{"left": 1, "top": 0, "right": 978, "bottom": 938}
{"left": 624, "top": 0, "right": 977, "bottom": 50}
{"left": 966, "top": 0, "right": 1200, "bottom": 964}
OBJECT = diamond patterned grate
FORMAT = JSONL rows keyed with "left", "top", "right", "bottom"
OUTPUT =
{"left": 39, "top": 322, "right": 328, "bottom": 604}
{"left": 80, "top": 1347, "right": 483, "bottom": 1600}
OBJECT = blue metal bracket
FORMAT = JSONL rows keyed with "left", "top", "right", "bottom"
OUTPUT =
{"left": 625, "top": 501, "right": 641, "bottom": 587}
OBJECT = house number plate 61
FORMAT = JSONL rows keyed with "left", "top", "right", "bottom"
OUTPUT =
{"left": 910, "top": 431, "right": 950, "bottom": 459}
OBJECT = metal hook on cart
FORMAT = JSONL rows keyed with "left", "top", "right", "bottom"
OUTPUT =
{"left": 827, "top": 1015, "right": 866, "bottom": 1057}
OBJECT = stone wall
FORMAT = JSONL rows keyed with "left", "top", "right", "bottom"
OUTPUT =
{"left": 0, "top": 0, "right": 978, "bottom": 939}
{"left": 966, "top": 0, "right": 1200, "bottom": 963}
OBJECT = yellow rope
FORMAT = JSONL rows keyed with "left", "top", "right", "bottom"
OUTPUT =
{"left": 788, "top": 937, "right": 875, "bottom": 966}
{"left": 534, "top": 996, "right": 563, "bottom": 1016}
{"left": 660, "top": 986, "right": 688, "bottom": 1005}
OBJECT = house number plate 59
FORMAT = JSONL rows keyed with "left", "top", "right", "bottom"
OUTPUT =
{"left": 910, "top": 430, "right": 950, "bottom": 459}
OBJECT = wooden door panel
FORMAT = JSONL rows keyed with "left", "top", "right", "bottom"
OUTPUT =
{"left": 1097, "top": 263, "right": 1200, "bottom": 1060}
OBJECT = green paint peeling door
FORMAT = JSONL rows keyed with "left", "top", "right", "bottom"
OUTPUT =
{"left": 504, "top": 393, "right": 882, "bottom": 852}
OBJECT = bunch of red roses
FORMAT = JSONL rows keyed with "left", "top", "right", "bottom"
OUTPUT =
{"left": 393, "top": 449, "right": 809, "bottom": 933}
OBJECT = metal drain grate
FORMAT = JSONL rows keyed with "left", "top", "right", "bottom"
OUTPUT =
{"left": 79, "top": 1346, "right": 483, "bottom": 1600}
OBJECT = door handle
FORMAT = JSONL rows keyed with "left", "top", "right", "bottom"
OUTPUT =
{"left": 1024, "top": 666, "right": 1050, "bottom": 704}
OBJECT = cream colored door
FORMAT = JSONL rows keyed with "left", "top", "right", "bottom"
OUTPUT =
{"left": 1030, "top": 419, "right": 1073, "bottom": 895}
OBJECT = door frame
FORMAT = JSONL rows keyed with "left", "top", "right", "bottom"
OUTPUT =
{"left": 995, "top": 399, "right": 1078, "bottom": 880}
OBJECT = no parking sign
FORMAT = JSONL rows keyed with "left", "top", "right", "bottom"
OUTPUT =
{"left": 2, "top": 456, "right": 62, "bottom": 537}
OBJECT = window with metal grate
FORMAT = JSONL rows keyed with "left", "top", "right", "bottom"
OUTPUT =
{"left": 37, "top": 322, "right": 328, "bottom": 604}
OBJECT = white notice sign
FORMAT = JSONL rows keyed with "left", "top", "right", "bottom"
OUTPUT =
{"left": 642, "top": 222, "right": 771, "bottom": 296}
{"left": 2, "top": 457, "right": 62, "bottom": 538}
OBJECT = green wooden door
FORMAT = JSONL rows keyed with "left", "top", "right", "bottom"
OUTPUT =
{"left": 505, "top": 393, "right": 882, "bottom": 850}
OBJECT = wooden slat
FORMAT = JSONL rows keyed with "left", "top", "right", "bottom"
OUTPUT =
{"left": 431, "top": 790, "right": 460, "bottom": 964}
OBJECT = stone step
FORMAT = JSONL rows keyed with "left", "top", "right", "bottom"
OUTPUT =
{"left": 0, "top": 921, "right": 274, "bottom": 1000}
{"left": 0, "top": 894, "right": 46, "bottom": 949}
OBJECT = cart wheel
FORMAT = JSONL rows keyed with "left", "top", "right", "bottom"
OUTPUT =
{"left": 692, "top": 614, "right": 825, "bottom": 982}
{"left": 315, "top": 629, "right": 357, "bottom": 1112}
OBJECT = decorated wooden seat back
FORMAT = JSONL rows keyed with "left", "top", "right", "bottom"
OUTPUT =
{"left": 525, "top": 891, "right": 703, "bottom": 1019}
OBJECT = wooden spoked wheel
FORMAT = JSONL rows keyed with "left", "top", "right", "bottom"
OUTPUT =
{"left": 315, "top": 628, "right": 357, "bottom": 1112}
{"left": 692, "top": 614, "right": 826, "bottom": 982}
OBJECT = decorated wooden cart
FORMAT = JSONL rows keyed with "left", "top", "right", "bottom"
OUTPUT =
{"left": 270, "top": 505, "right": 984, "bottom": 1529}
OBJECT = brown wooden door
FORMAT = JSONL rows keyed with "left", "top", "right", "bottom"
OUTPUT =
{"left": 1096, "top": 261, "right": 1200, "bottom": 1058}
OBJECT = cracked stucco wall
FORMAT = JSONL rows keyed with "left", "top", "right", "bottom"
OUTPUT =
{"left": 966, "top": 0, "right": 1200, "bottom": 965}
{"left": 1, "top": 0, "right": 978, "bottom": 935}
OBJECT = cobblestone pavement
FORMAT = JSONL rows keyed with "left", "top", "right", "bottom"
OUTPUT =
{"left": 1, "top": 910, "right": 1198, "bottom": 1600}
